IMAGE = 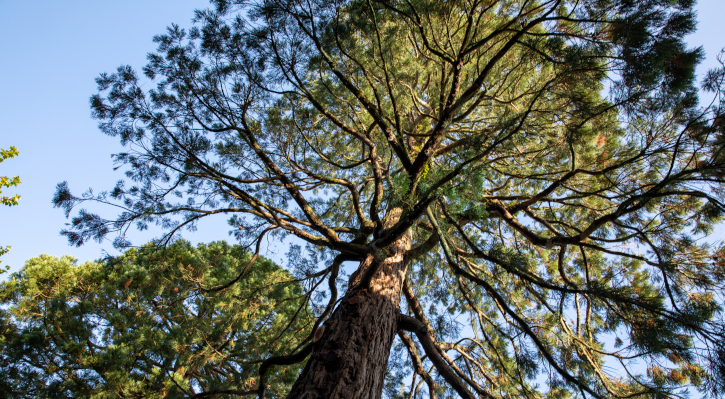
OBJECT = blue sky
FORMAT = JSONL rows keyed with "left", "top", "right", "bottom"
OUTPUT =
{"left": 1, "top": 0, "right": 724, "bottom": 275}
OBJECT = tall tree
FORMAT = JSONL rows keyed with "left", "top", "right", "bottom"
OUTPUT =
{"left": 1, "top": 146, "right": 20, "bottom": 272}
{"left": 0, "top": 241, "right": 311, "bottom": 398}
{"left": 54, "top": 0, "right": 725, "bottom": 397}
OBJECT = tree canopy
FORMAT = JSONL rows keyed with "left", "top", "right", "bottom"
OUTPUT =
{"left": 52, "top": 0, "right": 725, "bottom": 398}
{"left": 0, "top": 241, "right": 311, "bottom": 398}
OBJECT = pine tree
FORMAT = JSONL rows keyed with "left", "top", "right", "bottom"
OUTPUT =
{"left": 0, "top": 241, "right": 310, "bottom": 398}
{"left": 53, "top": 0, "right": 725, "bottom": 397}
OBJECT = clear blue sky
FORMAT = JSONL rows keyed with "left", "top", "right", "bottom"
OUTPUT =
{"left": 1, "top": 0, "right": 724, "bottom": 275}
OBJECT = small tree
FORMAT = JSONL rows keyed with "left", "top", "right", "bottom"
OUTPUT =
{"left": 54, "top": 0, "right": 725, "bottom": 397}
{"left": 0, "top": 241, "right": 311, "bottom": 398}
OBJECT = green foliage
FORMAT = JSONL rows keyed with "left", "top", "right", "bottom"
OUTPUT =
{"left": 0, "top": 146, "right": 20, "bottom": 207}
{"left": 0, "top": 241, "right": 311, "bottom": 398}
{"left": 1, "top": 146, "right": 20, "bottom": 272}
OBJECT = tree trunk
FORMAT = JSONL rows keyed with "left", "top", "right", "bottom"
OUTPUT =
{"left": 286, "top": 208, "right": 411, "bottom": 399}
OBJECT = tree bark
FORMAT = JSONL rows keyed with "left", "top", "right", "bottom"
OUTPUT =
{"left": 286, "top": 208, "right": 411, "bottom": 399}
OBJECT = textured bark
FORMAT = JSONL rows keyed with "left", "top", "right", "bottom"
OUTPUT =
{"left": 286, "top": 208, "right": 411, "bottom": 399}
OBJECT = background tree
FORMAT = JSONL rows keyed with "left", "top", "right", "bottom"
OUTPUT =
{"left": 0, "top": 241, "right": 311, "bottom": 398}
{"left": 1, "top": 146, "right": 20, "bottom": 272}
{"left": 53, "top": 0, "right": 725, "bottom": 398}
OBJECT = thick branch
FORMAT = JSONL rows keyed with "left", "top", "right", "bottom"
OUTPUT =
{"left": 397, "top": 314, "right": 479, "bottom": 399}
